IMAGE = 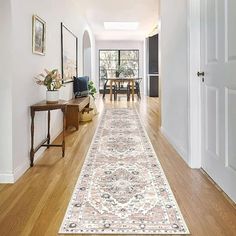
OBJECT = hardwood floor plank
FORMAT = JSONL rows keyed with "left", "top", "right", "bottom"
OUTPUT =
{"left": 0, "top": 96, "right": 235, "bottom": 236}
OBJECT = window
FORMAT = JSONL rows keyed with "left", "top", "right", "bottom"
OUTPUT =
{"left": 99, "top": 50, "right": 139, "bottom": 89}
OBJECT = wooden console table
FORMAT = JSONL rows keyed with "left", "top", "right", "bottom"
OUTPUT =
{"left": 30, "top": 100, "right": 67, "bottom": 167}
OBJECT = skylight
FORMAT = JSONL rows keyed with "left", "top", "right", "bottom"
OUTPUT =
{"left": 104, "top": 22, "right": 139, "bottom": 31}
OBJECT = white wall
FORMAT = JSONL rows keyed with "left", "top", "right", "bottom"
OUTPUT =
{"left": 160, "top": 0, "right": 189, "bottom": 163}
{"left": 84, "top": 47, "right": 92, "bottom": 78}
{"left": 95, "top": 40, "right": 145, "bottom": 93}
{"left": 0, "top": 0, "right": 13, "bottom": 182}
{"left": 0, "top": 0, "right": 95, "bottom": 183}
{"left": 82, "top": 27, "right": 96, "bottom": 88}
{"left": 188, "top": 0, "right": 201, "bottom": 168}
{"left": 83, "top": 31, "right": 92, "bottom": 79}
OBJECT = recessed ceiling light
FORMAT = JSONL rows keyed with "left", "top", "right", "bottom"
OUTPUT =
{"left": 104, "top": 22, "right": 139, "bottom": 30}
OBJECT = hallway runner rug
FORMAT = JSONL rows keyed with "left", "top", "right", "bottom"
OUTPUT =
{"left": 59, "top": 108, "right": 190, "bottom": 234}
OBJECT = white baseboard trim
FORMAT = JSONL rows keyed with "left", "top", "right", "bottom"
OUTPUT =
{"left": 0, "top": 129, "right": 63, "bottom": 184}
{"left": 13, "top": 148, "right": 45, "bottom": 182}
{"left": 0, "top": 172, "right": 14, "bottom": 183}
{"left": 160, "top": 126, "right": 189, "bottom": 165}
{"left": 13, "top": 160, "right": 31, "bottom": 182}
{"left": 14, "top": 128, "right": 63, "bottom": 182}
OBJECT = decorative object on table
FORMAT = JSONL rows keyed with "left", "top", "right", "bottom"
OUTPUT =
{"left": 73, "top": 76, "right": 89, "bottom": 97}
{"left": 32, "top": 15, "right": 46, "bottom": 55}
{"left": 123, "top": 67, "right": 135, "bottom": 77}
{"left": 115, "top": 65, "right": 124, "bottom": 78}
{"left": 61, "top": 23, "right": 78, "bottom": 83}
{"left": 59, "top": 108, "right": 190, "bottom": 235}
{"left": 115, "top": 66, "right": 134, "bottom": 78}
{"left": 80, "top": 107, "right": 94, "bottom": 122}
{"left": 35, "top": 69, "right": 63, "bottom": 103}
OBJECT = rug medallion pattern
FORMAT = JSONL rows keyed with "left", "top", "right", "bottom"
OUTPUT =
{"left": 59, "top": 108, "right": 189, "bottom": 234}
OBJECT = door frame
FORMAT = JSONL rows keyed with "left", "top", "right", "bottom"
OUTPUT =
{"left": 188, "top": 0, "right": 202, "bottom": 168}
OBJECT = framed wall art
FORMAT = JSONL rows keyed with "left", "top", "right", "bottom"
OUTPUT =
{"left": 32, "top": 15, "right": 46, "bottom": 55}
{"left": 61, "top": 23, "right": 78, "bottom": 83}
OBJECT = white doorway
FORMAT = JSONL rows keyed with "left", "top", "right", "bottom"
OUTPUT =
{"left": 83, "top": 31, "right": 92, "bottom": 79}
{"left": 162, "top": 0, "right": 236, "bottom": 203}
{"left": 199, "top": 0, "right": 236, "bottom": 202}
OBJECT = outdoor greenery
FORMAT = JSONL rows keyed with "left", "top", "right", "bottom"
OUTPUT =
{"left": 99, "top": 50, "right": 139, "bottom": 89}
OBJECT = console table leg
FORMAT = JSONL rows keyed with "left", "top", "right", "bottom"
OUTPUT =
{"left": 62, "top": 108, "right": 66, "bottom": 157}
{"left": 47, "top": 110, "right": 51, "bottom": 148}
{"left": 30, "top": 110, "right": 35, "bottom": 167}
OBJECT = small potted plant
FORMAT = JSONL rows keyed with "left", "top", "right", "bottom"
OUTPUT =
{"left": 88, "top": 81, "right": 97, "bottom": 99}
{"left": 87, "top": 80, "right": 98, "bottom": 115}
{"left": 35, "top": 69, "right": 63, "bottom": 103}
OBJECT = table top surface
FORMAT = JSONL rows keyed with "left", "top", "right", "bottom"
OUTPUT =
{"left": 67, "top": 96, "right": 90, "bottom": 104}
{"left": 31, "top": 100, "right": 68, "bottom": 109}
{"left": 105, "top": 77, "right": 141, "bottom": 81}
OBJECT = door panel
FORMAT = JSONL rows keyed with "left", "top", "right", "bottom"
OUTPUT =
{"left": 225, "top": 0, "right": 236, "bottom": 62}
{"left": 206, "top": 0, "right": 218, "bottom": 63}
{"left": 201, "top": 0, "right": 236, "bottom": 202}
{"left": 225, "top": 88, "right": 236, "bottom": 172}
{"left": 205, "top": 86, "right": 219, "bottom": 157}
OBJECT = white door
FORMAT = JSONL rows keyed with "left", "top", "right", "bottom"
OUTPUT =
{"left": 200, "top": 0, "right": 236, "bottom": 202}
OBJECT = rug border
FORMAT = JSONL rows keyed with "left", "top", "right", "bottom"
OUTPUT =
{"left": 58, "top": 108, "right": 190, "bottom": 235}
{"left": 134, "top": 107, "right": 190, "bottom": 234}
{"left": 58, "top": 110, "right": 106, "bottom": 234}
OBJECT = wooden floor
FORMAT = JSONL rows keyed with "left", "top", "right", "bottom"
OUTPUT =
{"left": 0, "top": 96, "right": 236, "bottom": 236}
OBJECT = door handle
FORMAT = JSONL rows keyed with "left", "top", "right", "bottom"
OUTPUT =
{"left": 197, "top": 71, "right": 205, "bottom": 77}
{"left": 197, "top": 72, "right": 205, "bottom": 82}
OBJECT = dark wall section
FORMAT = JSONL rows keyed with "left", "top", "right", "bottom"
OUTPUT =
{"left": 149, "top": 75, "right": 159, "bottom": 97}
{"left": 148, "top": 34, "right": 159, "bottom": 97}
{"left": 148, "top": 34, "right": 159, "bottom": 74}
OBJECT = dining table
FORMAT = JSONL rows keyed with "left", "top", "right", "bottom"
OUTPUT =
{"left": 106, "top": 77, "right": 140, "bottom": 101}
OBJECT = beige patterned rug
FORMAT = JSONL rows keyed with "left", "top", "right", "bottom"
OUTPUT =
{"left": 59, "top": 108, "right": 190, "bottom": 234}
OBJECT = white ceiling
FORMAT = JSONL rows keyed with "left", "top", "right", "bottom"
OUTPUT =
{"left": 77, "top": 0, "right": 159, "bottom": 41}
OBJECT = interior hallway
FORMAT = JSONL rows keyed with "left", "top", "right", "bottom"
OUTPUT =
{"left": 0, "top": 96, "right": 236, "bottom": 236}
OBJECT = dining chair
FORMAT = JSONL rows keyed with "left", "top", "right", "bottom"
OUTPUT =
{"left": 103, "top": 79, "right": 117, "bottom": 99}
{"left": 127, "top": 78, "right": 142, "bottom": 100}
{"left": 114, "top": 80, "right": 130, "bottom": 101}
